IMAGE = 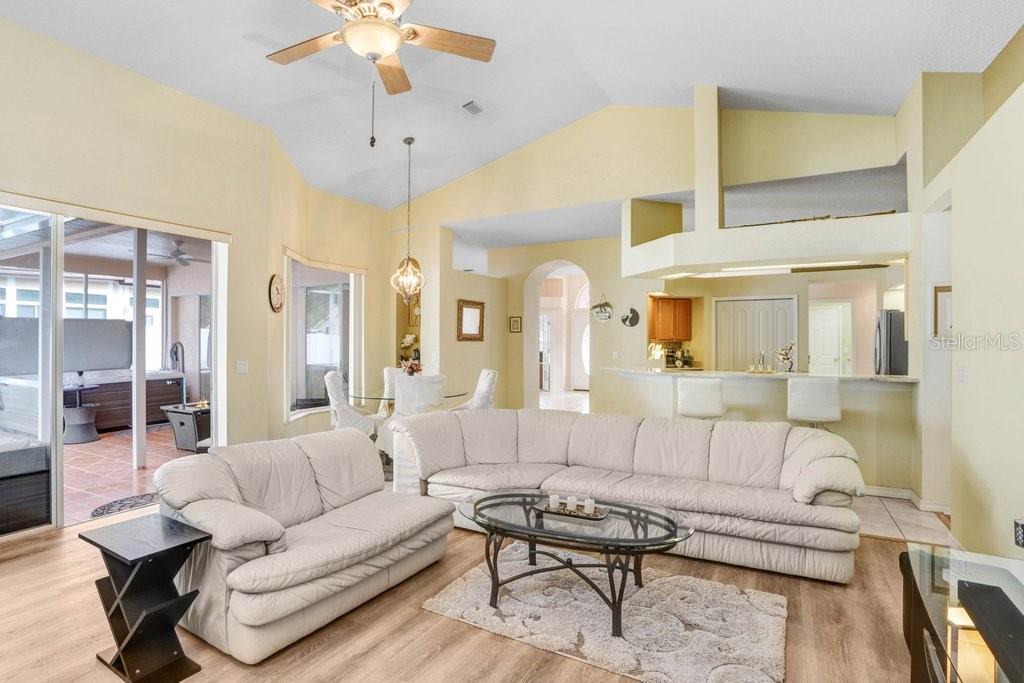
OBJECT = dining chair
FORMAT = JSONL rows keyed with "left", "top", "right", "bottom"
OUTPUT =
{"left": 453, "top": 369, "right": 497, "bottom": 411}
{"left": 324, "top": 370, "right": 383, "bottom": 437}
{"left": 378, "top": 366, "right": 404, "bottom": 419}
{"left": 394, "top": 374, "right": 446, "bottom": 416}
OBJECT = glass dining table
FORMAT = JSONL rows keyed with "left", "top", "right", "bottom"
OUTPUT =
{"left": 346, "top": 389, "right": 468, "bottom": 417}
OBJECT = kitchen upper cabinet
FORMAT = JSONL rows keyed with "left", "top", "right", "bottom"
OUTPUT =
{"left": 648, "top": 297, "right": 692, "bottom": 341}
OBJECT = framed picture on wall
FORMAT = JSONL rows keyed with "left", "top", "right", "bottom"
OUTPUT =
{"left": 508, "top": 316, "right": 522, "bottom": 334}
{"left": 457, "top": 299, "right": 485, "bottom": 341}
{"left": 933, "top": 285, "right": 952, "bottom": 339}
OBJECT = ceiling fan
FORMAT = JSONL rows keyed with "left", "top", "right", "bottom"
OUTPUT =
{"left": 147, "top": 240, "right": 210, "bottom": 267}
{"left": 266, "top": 0, "right": 496, "bottom": 95}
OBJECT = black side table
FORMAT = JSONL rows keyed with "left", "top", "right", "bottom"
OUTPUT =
{"left": 79, "top": 514, "right": 211, "bottom": 682}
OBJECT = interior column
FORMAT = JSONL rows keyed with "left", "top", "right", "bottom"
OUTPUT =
{"left": 132, "top": 229, "right": 147, "bottom": 470}
{"left": 693, "top": 84, "right": 724, "bottom": 232}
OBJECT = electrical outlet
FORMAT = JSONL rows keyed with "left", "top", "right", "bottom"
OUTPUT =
{"left": 612, "top": 351, "right": 619, "bottom": 360}
{"left": 956, "top": 366, "right": 968, "bottom": 385}
{"left": 235, "top": 360, "right": 249, "bottom": 374}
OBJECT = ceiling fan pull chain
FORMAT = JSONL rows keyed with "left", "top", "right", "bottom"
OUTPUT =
{"left": 369, "top": 77, "right": 377, "bottom": 148}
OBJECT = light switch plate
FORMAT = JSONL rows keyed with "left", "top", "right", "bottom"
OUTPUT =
{"left": 956, "top": 366, "right": 968, "bottom": 385}
{"left": 612, "top": 351, "right": 619, "bottom": 360}
{"left": 236, "top": 360, "right": 249, "bottom": 374}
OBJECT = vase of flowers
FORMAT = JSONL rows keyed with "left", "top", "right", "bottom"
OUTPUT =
{"left": 400, "top": 359, "right": 422, "bottom": 376}
{"left": 775, "top": 341, "right": 795, "bottom": 372}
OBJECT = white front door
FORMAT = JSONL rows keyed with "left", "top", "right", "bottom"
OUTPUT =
{"left": 808, "top": 305, "right": 842, "bottom": 375}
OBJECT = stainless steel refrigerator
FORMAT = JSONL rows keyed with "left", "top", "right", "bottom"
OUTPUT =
{"left": 874, "top": 309, "right": 908, "bottom": 375}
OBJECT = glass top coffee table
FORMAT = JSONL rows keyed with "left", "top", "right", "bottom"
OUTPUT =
{"left": 460, "top": 490, "right": 693, "bottom": 637}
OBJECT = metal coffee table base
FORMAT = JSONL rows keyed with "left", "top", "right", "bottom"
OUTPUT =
{"left": 484, "top": 531, "right": 644, "bottom": 638}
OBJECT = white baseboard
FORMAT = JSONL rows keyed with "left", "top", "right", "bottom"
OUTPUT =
{"left": 910, "top": 490, "right": 952, "bottom": 516}
{"left": 864, "top": 484, "right": 912, "bottom": 500}
{"left": 863, "top": 485, "right": 952, "bottom": 515}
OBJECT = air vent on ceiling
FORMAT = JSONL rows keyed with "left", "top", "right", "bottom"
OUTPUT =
{"left": 461, "top": 100, "right": 486, "bottom": 116}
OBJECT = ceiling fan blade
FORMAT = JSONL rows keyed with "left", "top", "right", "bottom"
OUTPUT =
{"left": 267, "top": 31, "right": 343, "bottom": 65}
{"left": 376, "top": 53, "right": 412, "bottom": 95}
{"left": 402, "top": 23, "right": 495, "bottom": 62}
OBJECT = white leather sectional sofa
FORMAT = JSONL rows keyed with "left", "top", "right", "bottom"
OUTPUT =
{"left": 154, "top": 429, "right": 454, "bottom": 664}
{"left": 392, "top": 409, "right": 866, "bottom": 583}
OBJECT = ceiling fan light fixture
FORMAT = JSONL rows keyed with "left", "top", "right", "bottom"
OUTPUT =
{"left": 341, "top": 18, "right": 403, "bottom": 60}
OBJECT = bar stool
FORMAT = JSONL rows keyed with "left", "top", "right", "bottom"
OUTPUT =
{"left": 677, "top": 377, "right": 725, "bottom": 420}
{"left": 787, "top": 377, "right": 841, "bottom": 429}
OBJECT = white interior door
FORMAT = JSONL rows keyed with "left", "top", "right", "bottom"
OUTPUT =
{"left": 808, "top": 305, "right": 842, "bottom": 375}
{"left": 571, "top": 311, "right": 589, "bottom": 390}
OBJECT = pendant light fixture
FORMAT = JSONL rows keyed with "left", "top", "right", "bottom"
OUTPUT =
{"left": 391, "top": 136, "right": 425, "bottom": 305}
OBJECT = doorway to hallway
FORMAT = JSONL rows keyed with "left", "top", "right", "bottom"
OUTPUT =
{"left": 534, "top": 263, "right": 589, "bottom": 413}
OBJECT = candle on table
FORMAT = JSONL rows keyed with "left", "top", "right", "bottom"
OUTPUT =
{"left": 548, "top": 493, "right": 559, "bottom": 509}
{"left": 567, "top": 496, "right": 578, "bottom": 511}
{"left": 583, "top": 498, "right": 595, "bottom": 514}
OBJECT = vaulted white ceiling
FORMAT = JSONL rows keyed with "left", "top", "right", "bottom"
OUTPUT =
{"left": 2, "top": 1, "right": 1021, "bottom": 208}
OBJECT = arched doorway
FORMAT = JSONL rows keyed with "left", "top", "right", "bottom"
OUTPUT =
{"left": 523, "top": 261, "right": 590, "bottom": 413}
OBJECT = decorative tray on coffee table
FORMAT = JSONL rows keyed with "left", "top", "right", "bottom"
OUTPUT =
{"left": 531, "top": 501, "right": 610, "bottom": 521}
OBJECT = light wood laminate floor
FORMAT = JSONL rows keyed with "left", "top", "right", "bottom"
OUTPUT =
{"left": 0, "top": 511, "right": 909, "bottom": 682}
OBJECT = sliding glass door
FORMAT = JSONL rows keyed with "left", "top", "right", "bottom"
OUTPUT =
{"left": 0, "top": 205, "right": 58, "bottom": 536}
{"left": 0, "top": 199, "right": 228, "bottom": 536}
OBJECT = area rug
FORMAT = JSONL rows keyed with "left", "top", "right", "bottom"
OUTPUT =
{"left": 423, "top": 542, "right": 787, "bottom": 682}
{"left": 91, "top": 493, "right": 160, "bottom": 518}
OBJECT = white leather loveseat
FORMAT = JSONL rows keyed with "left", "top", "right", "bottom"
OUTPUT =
{"left": 392, "top": 410, "right": 866, "bottom": 583}
{"left": 154, "top": 429, "right": 455, "bottom": 664}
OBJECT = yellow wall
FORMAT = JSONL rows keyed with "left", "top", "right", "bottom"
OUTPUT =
{"left": 487, "top": 237, "right": 662, "bottom": 413}
{"left": 721, "top": 109, "right": 898, "bottom": 186}
{"left": 629, "top": 199, "right": 683, "bottom": 245}
{"left": 399, "top": 106, "right": 696, "bottom": 229}
{"left": 0, "top": 17, "right": 391, "bottom": 444}
{"left": 921, "top": 73, "right": 984, "bottom": 186}
{"left": 982, "top": 26, "right": 1024, "bottom": 120}
{"left": 437, "top": 229, "right": 509, "bottom": 408}
{"left": 927, "top": 81, "right": 1024, "bottom": 558}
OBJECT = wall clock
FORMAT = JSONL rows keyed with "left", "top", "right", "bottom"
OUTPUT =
{"left": 268, "top": 273, "right": 285, "bottom": 313}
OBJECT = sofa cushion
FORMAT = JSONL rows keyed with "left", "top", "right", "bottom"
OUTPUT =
{"left": 567, "top": 413, "right": 643, "bottom": 473}
{"left": 516, "top": 409, "right": 579, "bottom": 464}
{"left": 210, "top": 439, "right": 323, "bottom": 527}
{"left": 676, "top": 509, "right": 860, "bottom": 552}
{"left": 455, "top": 409, "right": 518, "bottom": 465}
{"left": 707, "top": 421, "right": 790, "bottom": 489}
{"left": 540, "top": 465, "right": 633, "bottom": 498}
{"left": 791, "top": 456, "right": 866, "bottom": 504}
{"left": 428, "top": 463, "right": 566, "bottom": 491}
{"left": 153, "top": 454, "right": 241, "bottom": 509}
{"left": 293, "top": 430, "right": 383, "bottom": 511}
{"left": 178, "top": 499, "right": 285, "bottom": 551}
{"left": 390, "top": 412, "right": 466, "bottom": 480}
{"left": 633, "top": 417, "right": 713, "bottom": 480}
{"left": 779, "top": 426, "right": 859, "bottom": 490}
{"left": 226, "top": 491, "right": 454, "bottom": 593}
{"left": 541, "top": 470, "right": 859, "bottom": 534}
{"left": 228, "top": 517, "right": 453, "bottom": 626}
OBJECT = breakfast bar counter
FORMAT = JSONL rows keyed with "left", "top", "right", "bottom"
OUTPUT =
{"left": 598, "top": 366, "right": 918, "bottom": 496}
